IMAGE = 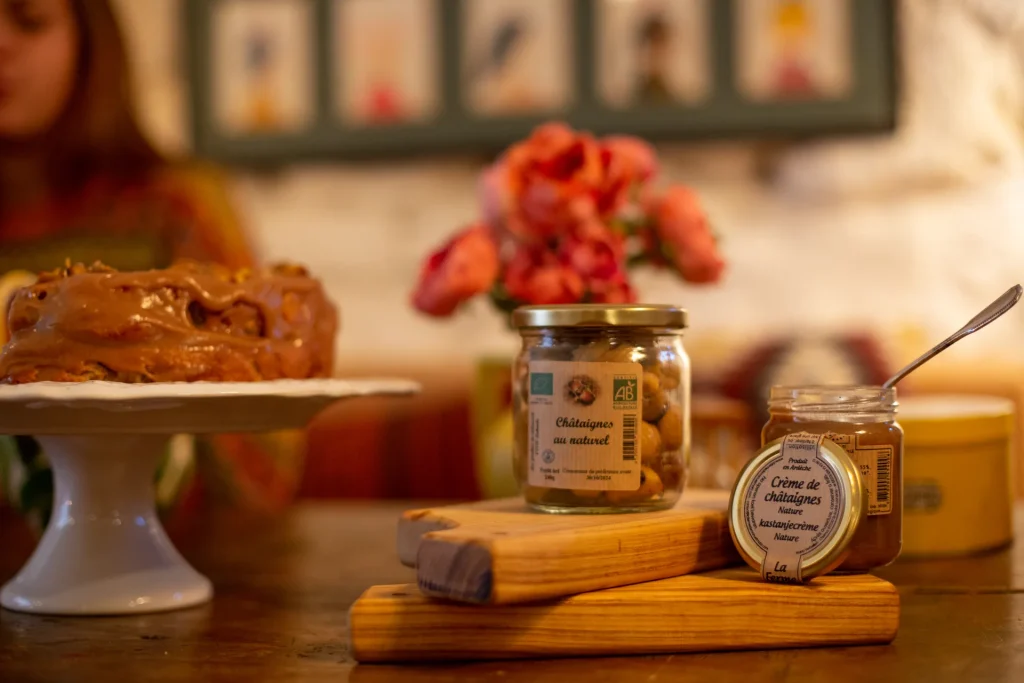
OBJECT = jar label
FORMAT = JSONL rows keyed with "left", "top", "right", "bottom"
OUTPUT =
{"left": 822, "top": 432, "right": 893, "bottom": 516}
{"left": 526, "top": 360, "right": 643, "bottom": 491}
{"left": 742, "top": 432, "right": 847, "bottom": 584}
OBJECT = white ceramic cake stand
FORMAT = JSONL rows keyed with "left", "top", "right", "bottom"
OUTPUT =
{"left": 0, "top": 378, "right": 419, "bottom": 616}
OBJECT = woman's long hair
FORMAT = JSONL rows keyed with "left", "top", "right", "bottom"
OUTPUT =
{"left": 13, "top": 0, "right": 163, "bottom": 197}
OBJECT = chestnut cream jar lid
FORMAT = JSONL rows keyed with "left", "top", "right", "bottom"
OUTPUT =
{"left": 512, "top": 304, "right": 688, "bottom": 329}
{"left": 728, "top": 432, "right": 866, "bottom": 583}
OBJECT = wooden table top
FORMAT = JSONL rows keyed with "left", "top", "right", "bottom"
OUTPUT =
{"left": 2, "top": 502, "right": 1022, "bottom": 683}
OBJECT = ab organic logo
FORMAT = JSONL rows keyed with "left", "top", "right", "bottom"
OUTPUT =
{"left": 613, "top": 376, "right": 638, "bottom": 409}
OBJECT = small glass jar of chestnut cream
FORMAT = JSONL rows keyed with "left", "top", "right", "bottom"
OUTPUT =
{"left": 761, "top": 385, "right": 903, "bottom": 572}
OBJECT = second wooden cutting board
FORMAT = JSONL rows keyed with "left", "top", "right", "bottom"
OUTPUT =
{"left": 349, "top": 570, "right": 900, "bottom": 663}
{"left": 398, "top": 488, "right": 740, "bottom": 605}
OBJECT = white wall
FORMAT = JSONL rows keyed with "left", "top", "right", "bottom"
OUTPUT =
{"left": 114, "top": 0, "right": 1024, "bottom": 364}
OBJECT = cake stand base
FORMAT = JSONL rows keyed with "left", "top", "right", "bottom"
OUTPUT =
{"left": 1, "top": 435, "right": 212, "bottom": 615}
{"left": 0, "top": 378, "right": 419, "bottom": 615}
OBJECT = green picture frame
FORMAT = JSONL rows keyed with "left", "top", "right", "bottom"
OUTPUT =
{"left": 184, "top": 0, "right": 897, "bottom": 165}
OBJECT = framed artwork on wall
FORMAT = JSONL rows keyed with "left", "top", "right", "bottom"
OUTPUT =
{"left": 734, "top": 0, "right": 853, "bottom": 102}
{"left": 596, "top": 0, "right": 712, "bottom": 110}
{"left": 459, "top": 0, "right": 574, "bottom": 118}
{"left": 185, "top": 0, "right": 898, "bottom": 164}
{"left": 209, "top": 0, "right": 317, "bottom": 137}
{"left": 333, "top": 0, "right": 441, "bottom": 128}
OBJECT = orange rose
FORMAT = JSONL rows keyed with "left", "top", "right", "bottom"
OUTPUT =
{"left": 648, "top": 186, "right": 725, "bottom": 284}
{"left": 558, "top": 222, "right": 624, "bottom": 279}
{"left": 598, "top": 136, "right": 658, "bottom": 217}
{"left": 590, "top": 274, "right": 637, "bottom": 304}
{"left": 411, "top": 224, "right": 500, "bottom": 316}
{"left": 499, "top": 123, "right": 604, "bottom": 241}
{"left": 503, "top": 245, "right": 585, "bottom": 305}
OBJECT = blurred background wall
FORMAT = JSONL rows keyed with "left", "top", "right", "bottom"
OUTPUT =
{"left": 69, "top": 0, "right": 1024, "bottom": 504}
{"left": 113, "top": 0, "right": 1024, "bottom": 365}
{"left": 5, "top": 0, "right": 1024, "bottom": 519}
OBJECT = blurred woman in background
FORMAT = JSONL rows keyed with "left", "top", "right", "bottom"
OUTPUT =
{"left": 0, "top": 0, "right": 305, "bottom": 529}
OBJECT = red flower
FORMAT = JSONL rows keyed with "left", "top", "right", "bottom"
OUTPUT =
{"left": 411, "top": 224, "right": 500, "bottom": 316}
{"left": 589, "top": 273, "right": 638, "bottom": 304}
{"left": 598, "top": 136, "right": 658, "bottom": 217}
{"left": 415, "top": 124, "right": 724, "bottom": 322}
{"left": 648, "top": 186, "right": 725, "bottom": 284}
{"left": 557, "top": 222, "right": 637, "bottom": 303}
{"left": 504, "top": 245, "right": 585, "bottom": 305}
{"left": 558, "top": 221, "right": 625, "bottom": 284}
{"left": 500, "top": 123, "right": 605, "bottom": 241}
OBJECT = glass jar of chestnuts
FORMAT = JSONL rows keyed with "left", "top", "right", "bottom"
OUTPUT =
{"left": 511, "top": 305, "right": 690, "bottom": 513}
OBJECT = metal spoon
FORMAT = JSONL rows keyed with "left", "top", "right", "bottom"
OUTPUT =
{"left": 882, "top": 284, "right": 1023, "bottom": 392}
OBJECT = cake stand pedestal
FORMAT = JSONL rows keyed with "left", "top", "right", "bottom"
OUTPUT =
{"left": 0, "top": 378, "right": 418, "bottom": 615}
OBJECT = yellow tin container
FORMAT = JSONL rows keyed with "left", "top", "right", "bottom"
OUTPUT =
{"left": 899, "top": 395, "right": 1015, "bottom": 558}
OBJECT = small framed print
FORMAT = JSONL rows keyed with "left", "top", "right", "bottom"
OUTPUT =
{"left": 597, "top": 0, "right": 711, "bottom": 109}
{"left": 735, "top": 0, "right": 853, "bottom": 102}
{"left": 186, "top": 0, "right": 894, "bottom": 161}
{"left": 334, "top": 0, "right": 441, "bottom": 127}
{"left": 210, "top": 0, "right": 316, "bottom": 136}
{"left": 460, "top": 0, "right": 574, "bottom": 117}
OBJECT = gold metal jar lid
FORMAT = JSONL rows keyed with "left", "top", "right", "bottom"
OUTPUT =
{"left": 511, "top": 304, "right": 688, "bottom": 329}
{"left": 728, "top": 432, "right": 866, "bottom": 583}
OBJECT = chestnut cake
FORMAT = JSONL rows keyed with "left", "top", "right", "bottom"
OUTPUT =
{"left": 0, "top": 260, "right": 338, "bottom": 384}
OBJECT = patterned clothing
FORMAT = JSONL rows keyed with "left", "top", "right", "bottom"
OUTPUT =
{"left": 0, "top": 164, "right": 307, "bottom": 531}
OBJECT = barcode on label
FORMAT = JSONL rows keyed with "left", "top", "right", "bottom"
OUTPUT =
{"left": 622, "top": 414, "right": 637, "bottom": 461}
{"left": 876, "top": 454, "right": 891, "bottom": 503}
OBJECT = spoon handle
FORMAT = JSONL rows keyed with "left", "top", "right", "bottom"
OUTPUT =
{"left": 882, "top": 285, "right": 1023, "bottom": 392}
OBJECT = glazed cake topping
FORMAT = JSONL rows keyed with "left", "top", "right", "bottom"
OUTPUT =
{"left": 0, "top": 260, "right": 339, "bottom": 384}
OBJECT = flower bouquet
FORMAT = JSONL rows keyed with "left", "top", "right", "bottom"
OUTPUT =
{"left": 409, "top": 122, "right": 726, "bottom": 498}
{"left": 411, "top": 122, "right": 725, "bottom": 318}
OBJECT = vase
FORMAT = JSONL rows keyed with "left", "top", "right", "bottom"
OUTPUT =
{"left": 471, "top": 357, "right": 518, "bottom": 499}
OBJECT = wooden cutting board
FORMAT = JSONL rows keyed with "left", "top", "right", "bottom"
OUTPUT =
{"left": 349, "top": 569, "right": 900, "bottom": 663}
{"left": 398, "top": 489, "right": 740, "bottom": 605}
